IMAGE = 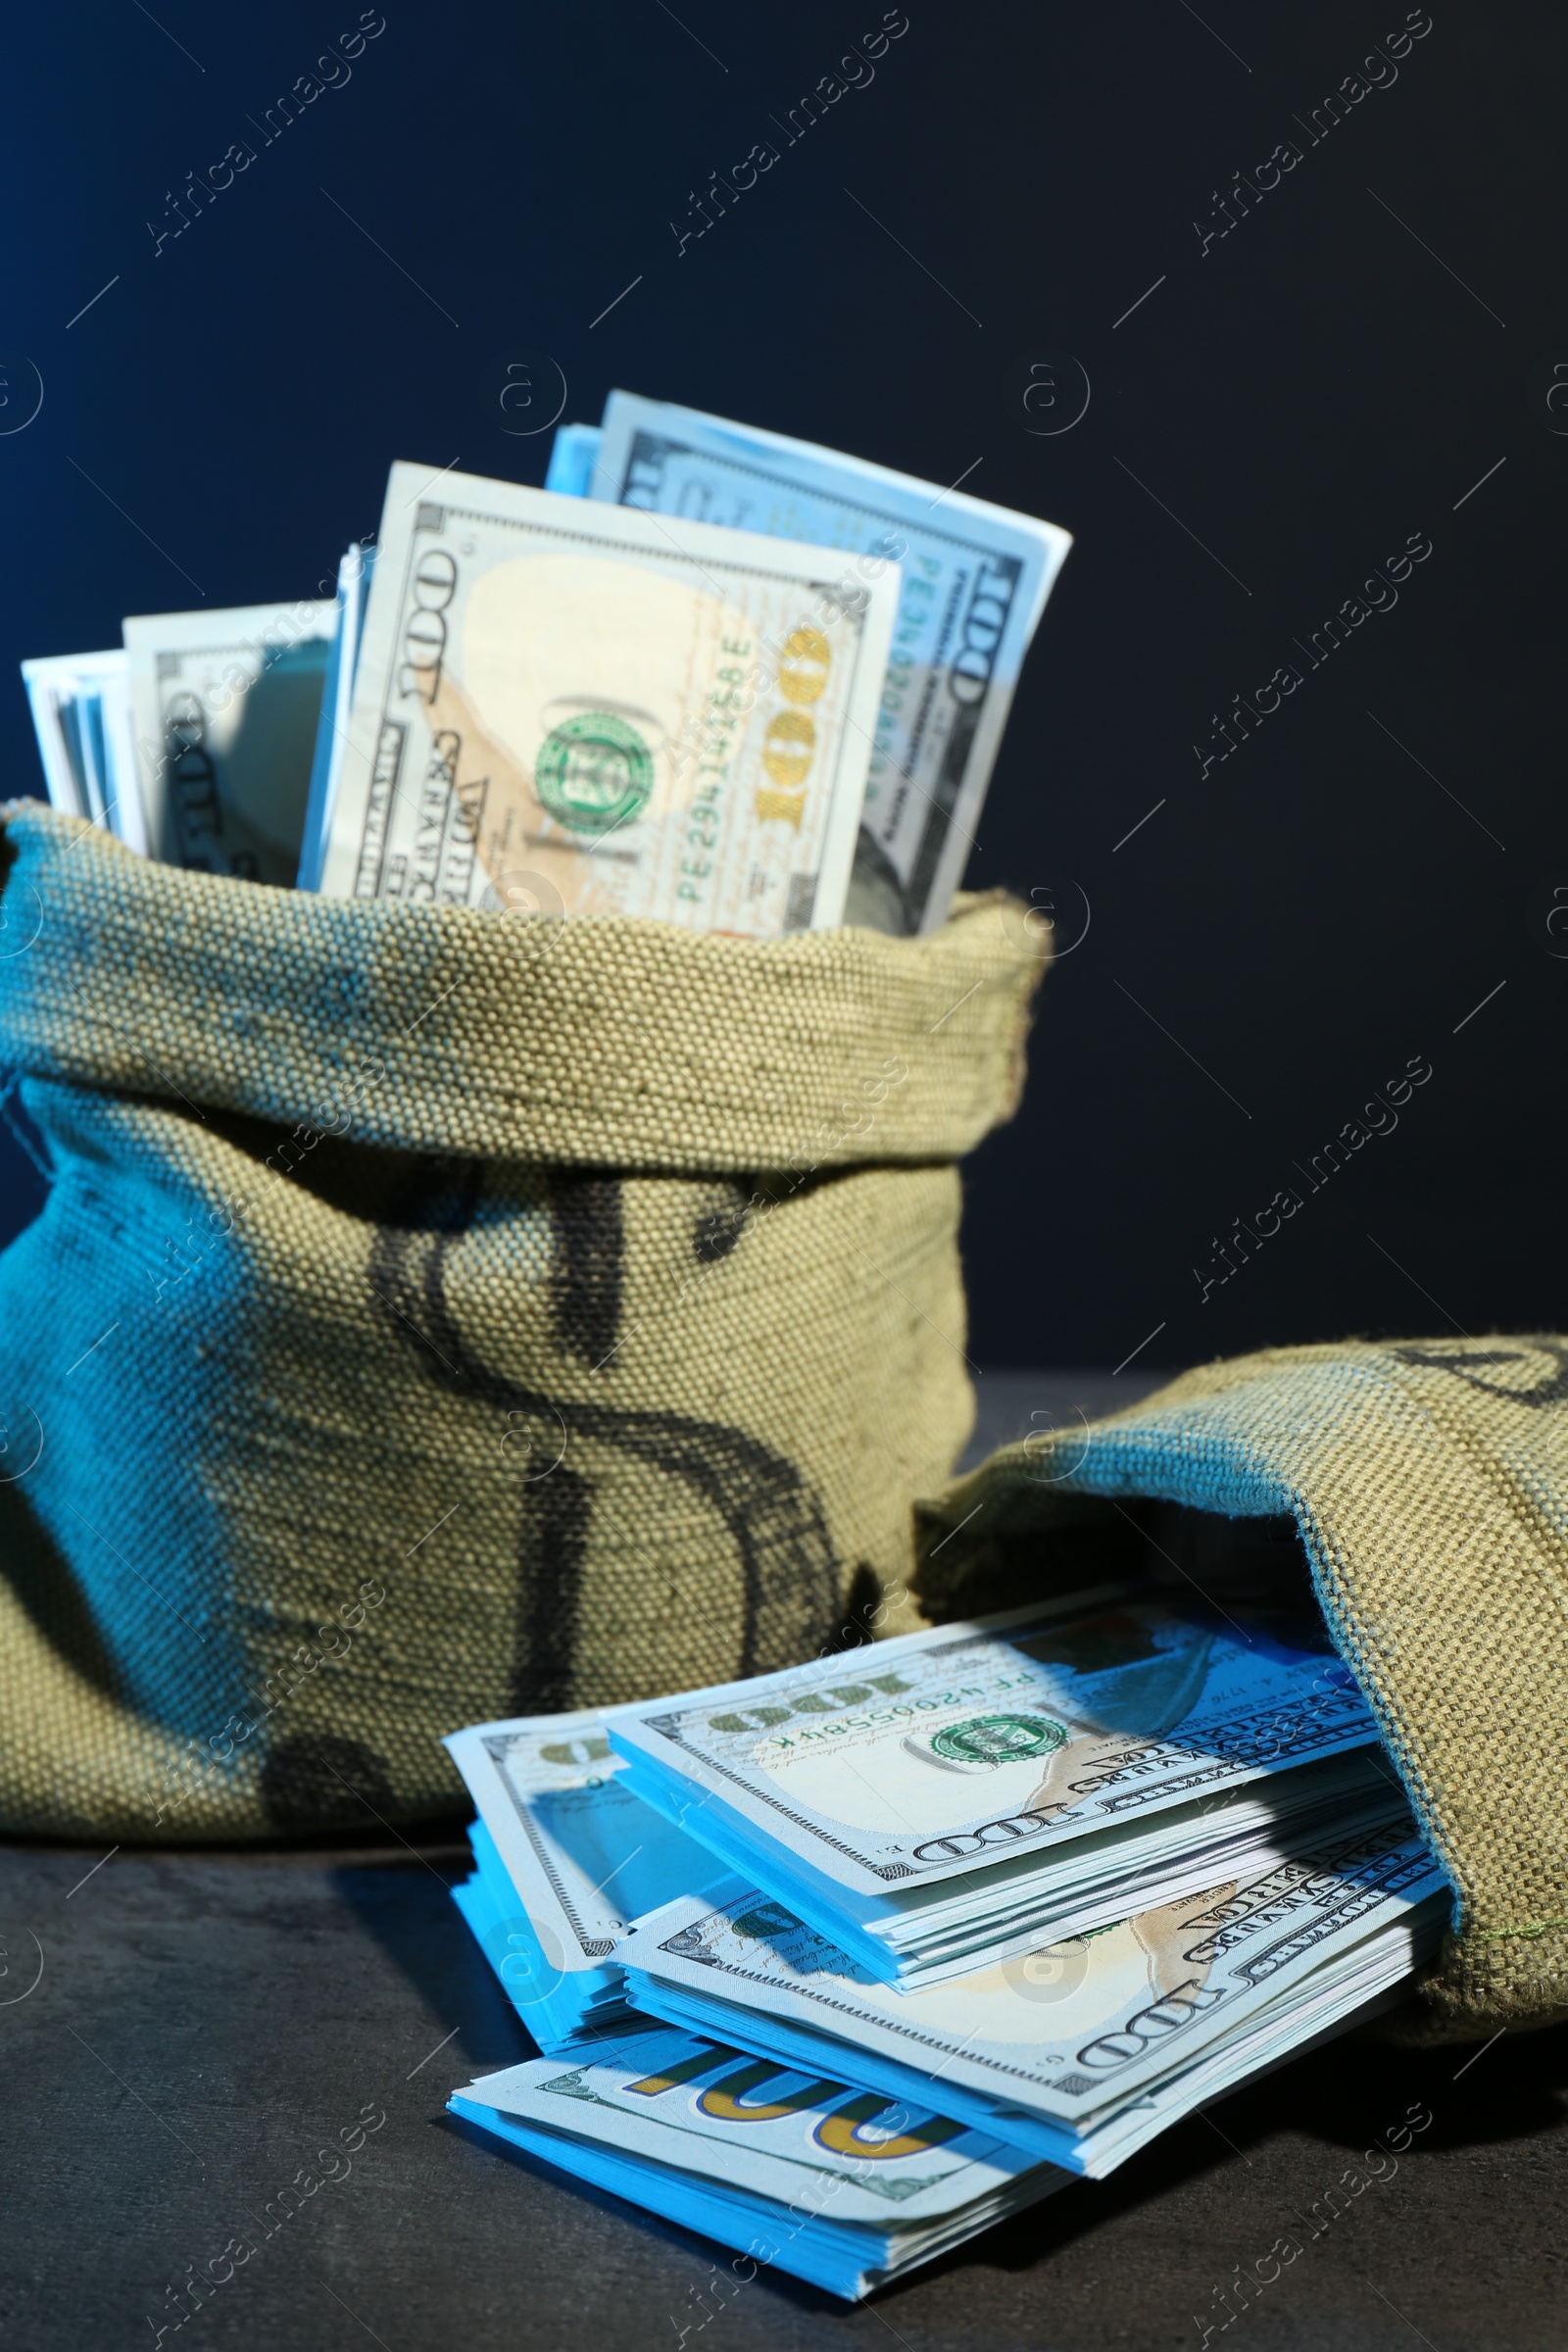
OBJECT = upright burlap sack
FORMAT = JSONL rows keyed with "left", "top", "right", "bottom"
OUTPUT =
{"left": 914, "top": 1339, "right": 1568, "bottom": 2041}
{"left": 0, "top": 804, "right": 1043, "bottom": 1841}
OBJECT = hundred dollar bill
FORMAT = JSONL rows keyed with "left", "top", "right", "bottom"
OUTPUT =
{"left": 606, "top": 1589, "right": 1390, "bottom": 1983}
{"left": 317, "top": 463, "right": 899, "bottom": 933}
{"left": 451, "top": 2021, "right": 1069, "bottom": 2302}
{"left": 20, "top": 649, "right": 146, "bottom": 852}
{"left": 615, "top": 1820, "right": 1448, "bottom": 2176}
{"left": 122, "top": 599, "right": 336, "bottom": 885}
{"left": 448, "top": 1702, "right": 1401, "bottom": 2012}
{"left": 443, "top": 1711, "right": 737, "bottom": 2052}
{"left": 580, "top": 393, "right": 1072, "bottom": 933}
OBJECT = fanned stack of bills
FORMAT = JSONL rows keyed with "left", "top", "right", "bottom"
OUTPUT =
{"left": 450, "top": 2027, "right": 1072, "bottom": 2303}
{"left": 603, "top": 1591, "right": 1406, "bottom": 1983}
{"left": 611, "top": 1821, "right": 1442, "bottom": 2178}
{"left": 443, "top": 1585, "right": 1448, "bottom": 2299}
{"left": 20, "top": 401, "right": 1071, "bottom": 938}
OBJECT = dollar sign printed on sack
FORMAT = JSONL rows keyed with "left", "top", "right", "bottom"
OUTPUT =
{"left": 368, "top": 1170, "right": 843, "bottom": 1701}
{"left": 1393, "top": 1340, "right": 1568, "bottom": 1409}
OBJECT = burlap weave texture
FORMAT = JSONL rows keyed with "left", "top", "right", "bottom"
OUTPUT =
{"left": 915, "top": 1340, "right": 1568, "bottom": 2041}
{"left": 0, "top": 805, "right": 1044, "bottom": 1839}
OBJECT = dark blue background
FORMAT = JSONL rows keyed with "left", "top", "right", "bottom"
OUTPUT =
{"left": 2, "top": 0, "right": 1562, "bottom": 1368}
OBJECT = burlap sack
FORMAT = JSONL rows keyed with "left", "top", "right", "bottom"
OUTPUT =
{"left": 914, "top": 1339, "right": 1568, "bottom": 2041}
{"left": 0, "top": 804, "right": 1043, "bottom": 1841}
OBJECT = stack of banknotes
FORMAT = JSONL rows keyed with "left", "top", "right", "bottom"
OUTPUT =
{"left": 443, "top": 1579, "right": 1447, "bottom": 2299}
{"left": 21, "top": 393, "right": 1072, "bottom": 937}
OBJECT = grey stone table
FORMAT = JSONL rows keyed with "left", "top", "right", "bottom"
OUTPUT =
{"left": 2, "top": 1375, "right": 1563, "bottom": 2352}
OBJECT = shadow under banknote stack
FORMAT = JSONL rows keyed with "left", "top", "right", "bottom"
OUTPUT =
{"left": 442, "top": 1575, "right": 1448, "bottom": 2300}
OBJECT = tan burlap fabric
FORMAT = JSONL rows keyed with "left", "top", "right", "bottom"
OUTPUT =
{"left": 0, "top": 804, "right": 1044, "bottom": 1840}
{"left": 915, "top": 1340, "right": 1568, "bottom": 2041}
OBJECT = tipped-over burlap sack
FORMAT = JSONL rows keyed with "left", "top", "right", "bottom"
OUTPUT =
{"left": 914, "top": 1339, "right": 1568, "bottom": 2042}
{"left": 0, "top": 804, "right": 1044, "bottom": 1840}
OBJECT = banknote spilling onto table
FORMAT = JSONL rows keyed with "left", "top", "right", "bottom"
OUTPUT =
{"left": 442, "top": 1581, "right": 1447, "bottom": 2299}
{"left": 21, "top": 395, "right": 1072, "bottom": 937}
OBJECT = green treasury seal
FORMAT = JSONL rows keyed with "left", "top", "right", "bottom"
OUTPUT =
{"left": 535, "top": 712, "right": 654, "bottom": 834}
{"left": 931, "top": 1712, "right": 1067, "bottom": 1765}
